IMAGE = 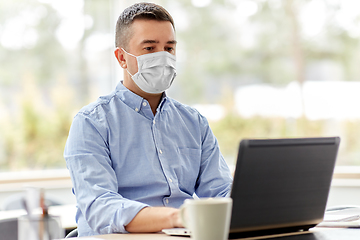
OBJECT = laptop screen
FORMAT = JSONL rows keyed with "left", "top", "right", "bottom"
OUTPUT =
{"left": 230, "top": 137, "right": 340, "bottom": 236}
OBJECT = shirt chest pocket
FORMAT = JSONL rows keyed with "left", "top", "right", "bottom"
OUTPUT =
{"left": 176, "top": 147, "right": 201, "bottom": 194}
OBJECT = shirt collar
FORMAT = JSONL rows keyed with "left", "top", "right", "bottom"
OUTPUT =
{"left": 115, "top": 82, "right": 143, "bottom": 113}
{"left": 157, "top": 92, "right": 168, "bottom": 112}
{"left": 115, "top": 81, "right": 168, "bottom": 113}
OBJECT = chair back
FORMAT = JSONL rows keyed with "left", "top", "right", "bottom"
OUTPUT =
{"left": 65, "top": 228, "right": 78, "bottom": 238}
{"left": 0, "top": 217, "right": 18, "bottom": 240}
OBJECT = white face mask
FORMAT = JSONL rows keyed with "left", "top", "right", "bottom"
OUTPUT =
{"left": 122, "top": 48, "right": 177, "bottom": 94}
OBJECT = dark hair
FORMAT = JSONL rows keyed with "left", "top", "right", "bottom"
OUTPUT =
{"left": 115, "top": 2, "right": 175, "bottom": 49}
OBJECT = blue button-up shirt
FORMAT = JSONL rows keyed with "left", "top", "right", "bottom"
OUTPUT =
{"left": 64, "top": 82, "right": 232, "bottom": 236}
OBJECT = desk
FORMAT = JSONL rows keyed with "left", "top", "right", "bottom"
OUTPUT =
{"left": 61, "top": 228, "right": 359, "bottom": 240}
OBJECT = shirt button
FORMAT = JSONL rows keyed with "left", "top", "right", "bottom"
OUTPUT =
{"left": 135, "top": 107, "right": 139, "bottom": 112}
{"left": 169, "top": 178, "right": 173, "bottom": 183}
{"left": 166, "top": 199, "right": 169, "bottom": 204}
{"left": 159, "top": 149, "right": 163, "bottom": 154}
{"left": 143, "top": 102, "right": 147, "bottom": 106}
{"left": 153, "top": 120, "right": 155, "bottom": 124}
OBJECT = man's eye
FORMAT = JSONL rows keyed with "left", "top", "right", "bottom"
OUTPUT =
{"left": 145, "top": 47, "right": 153, "bottom": 51}
{"left": 166, "top": 47, "right": 174, "bottom": 52}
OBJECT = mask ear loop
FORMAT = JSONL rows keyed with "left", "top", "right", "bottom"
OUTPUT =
{"left": 126, "top": 69, "right": 134, "bottom": 77}
{"left": 121, "top": 48, "right": 138, "bottom": 58}
{"left": 121, "top": 48, "right": 137, "bottom": 77}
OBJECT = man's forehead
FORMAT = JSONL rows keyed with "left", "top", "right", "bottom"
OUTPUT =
{"left": 131, "top": 19, "right": 174, "bottom": 36}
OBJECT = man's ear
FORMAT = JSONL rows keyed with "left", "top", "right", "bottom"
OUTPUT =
{"left": 114, "top": 47, "right": 127, "bottom": 69}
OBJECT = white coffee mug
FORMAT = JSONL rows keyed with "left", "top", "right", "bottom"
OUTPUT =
{"left": 180, "top": 197, "right": 232, "bottom": 240}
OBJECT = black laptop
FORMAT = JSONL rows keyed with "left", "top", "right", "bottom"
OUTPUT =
{"left": 229, "top": 137, "right": 340, "bottom": 238}
{"left": 163, "top": 137, "right": 340, "bottom": 238}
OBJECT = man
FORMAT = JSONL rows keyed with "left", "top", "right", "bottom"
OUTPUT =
{"left": 64, "top": 2, "right": 232, "bottom": 237}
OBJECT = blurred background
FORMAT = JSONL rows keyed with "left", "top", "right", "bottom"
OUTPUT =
{"left": 1, "top": 0, "right": 360, "bottom": 219}
{"left": 2, "top": 0, "right": 360, "bottom": 232}
{"left": 1, "top": 0, "right": 360, "bottom": 172}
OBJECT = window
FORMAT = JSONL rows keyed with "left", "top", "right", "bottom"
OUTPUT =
{"left": 1, "top": 0, "right": 360, "bottom": 172}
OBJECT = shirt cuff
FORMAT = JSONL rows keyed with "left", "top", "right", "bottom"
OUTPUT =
{"left": 113, "top": 201, "right": 150, "bottom": 233}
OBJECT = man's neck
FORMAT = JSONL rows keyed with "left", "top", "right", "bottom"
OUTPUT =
{"left": 146, "top": 94, "right": 163, "bottom": 115}
{"left": 123, "top": 78, "right": 163, "bottom": 116}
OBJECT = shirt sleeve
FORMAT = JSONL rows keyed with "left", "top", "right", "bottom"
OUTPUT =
{"left": 64, "top": 112, "right": 149, "bottom": 234}
{"left": 195, "top": 114, "right": 233, "bottom": 198}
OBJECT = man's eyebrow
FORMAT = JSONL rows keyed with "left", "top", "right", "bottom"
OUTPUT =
{"left": 140, "top": 39, "right": 177, "bottom": 44}
{"left": 141, "top": 39, "right": 159, "bottom": 44}
{"left": 167, "top": 40, "right": 177, "bottom": 45}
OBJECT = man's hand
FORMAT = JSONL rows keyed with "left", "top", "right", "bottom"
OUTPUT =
{"left": 125, "top": 207, "right": 183, "bottom": 233}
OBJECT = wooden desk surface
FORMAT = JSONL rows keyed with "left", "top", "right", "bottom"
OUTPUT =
{"left": 64, "top": 228, "right": 359, "bottom": 240}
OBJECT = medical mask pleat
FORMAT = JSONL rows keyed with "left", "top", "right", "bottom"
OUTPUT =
{"left": 142, "top": 55, "right": 174, "bottom": 69}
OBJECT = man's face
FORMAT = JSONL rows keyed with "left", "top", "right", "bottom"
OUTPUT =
{"left": 115, "top": 19, "right": 176, "bottom": 96}
{"left": 126, "top": 19, "right": 176, "bottom": 75}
